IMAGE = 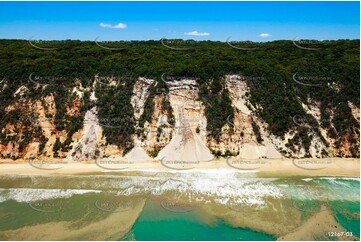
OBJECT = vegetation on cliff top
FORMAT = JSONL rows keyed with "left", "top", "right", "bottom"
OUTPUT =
{"left": 0, "top": 39, "right": 359, "bottom": 157}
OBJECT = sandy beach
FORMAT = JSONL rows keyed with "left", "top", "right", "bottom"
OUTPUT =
{"left": 0, "top": 158, "right": 359, "bottom": 177}
{"left": 0, "top": 158, "right": 359, "bottom": 241}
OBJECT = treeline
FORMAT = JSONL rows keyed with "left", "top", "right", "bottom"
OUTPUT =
{"left": 0, "top": 39, "right": 359, "bottom": 156}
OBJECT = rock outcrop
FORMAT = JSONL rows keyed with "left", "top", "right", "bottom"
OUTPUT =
{"left": 0, "top": 74, "right": 359, "bottom": 160}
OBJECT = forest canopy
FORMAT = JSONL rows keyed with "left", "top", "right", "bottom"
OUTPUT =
{"left": 0, "top": 39, "right": 359, "bottom": 156}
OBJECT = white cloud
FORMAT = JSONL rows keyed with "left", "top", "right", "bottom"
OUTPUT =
{"left": 99, "top": 22, "right": 127, "bottom": 29}
{"left": 258, "top": 33, "right": 271, "bottom": 37}
{"left": 184, "top": 31, "right": 210, "bottom": 37}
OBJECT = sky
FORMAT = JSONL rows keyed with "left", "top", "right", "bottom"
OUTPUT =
{"left": 0, "top": 1, "right": 359, "bottom": 41}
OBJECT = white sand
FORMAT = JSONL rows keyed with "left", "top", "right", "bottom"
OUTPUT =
{"left": 0, "top": 158, "right": 359, "bottom": 178}
{"left": 157, "top": 131, "right": 213, "bottom": 162}
{"left": 238, "top": 142, "right": 263, "bottom": 159}
{"left": 125, "top": 146, "right": 151, "bottom": 162}
{"left": 156, "top": 85, "right": 213, "bottom": 162}
{"left": 238, "top": 142, "right": 282, "bottom": 159}
{"left": 264, "top": 142, "right": 283, "bottom": 158}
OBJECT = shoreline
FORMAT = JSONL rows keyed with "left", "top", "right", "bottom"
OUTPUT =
{"left": 0, "top": 157, "right": 359, "bottom": 177}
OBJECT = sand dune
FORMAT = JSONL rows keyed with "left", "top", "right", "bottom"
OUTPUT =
{"left": 238, "top": 142, "right": 283, "bottom": 159}
{"left": 156, "top": 128, "right": 213, "bottom": 162}
{"left": 125, "top": 145, "right": 151, "bottom": 162}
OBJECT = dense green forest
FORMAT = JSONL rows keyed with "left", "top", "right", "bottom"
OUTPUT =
{"left": 0, "top": 39, "right": 359, "bottom": 157}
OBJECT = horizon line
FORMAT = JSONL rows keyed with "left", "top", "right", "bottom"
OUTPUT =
{"left": 1, "top": 38, "right": 360, "bottom": 42}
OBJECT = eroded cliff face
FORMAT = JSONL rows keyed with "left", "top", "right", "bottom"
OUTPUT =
{"left": 156, "top": 78, "right": 213, "bottom": 162}
{"left": 0, "top": 75, "right": 359, "bottom": 161}
{"left": 223, "top": 75, "right": 283, "bottom": 159}
{"left": 130, "top": 78, "right": 171, "bottom": 154}
{"left": 66, "top": 107, "right": 102, "bottom": 161}
{"left": 0, "top": 89, "right": 71, "bottom": 159}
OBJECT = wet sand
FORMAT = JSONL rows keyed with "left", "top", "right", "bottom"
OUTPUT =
{"left": 0, "top": 159, "right": 359, "bottom": 241}
{"left": 278, "top": 205, "right": 359, "bottom": 241}
{"left": 0, "top": 197, "right": 146, "bottom": 240}
{"left": 173, "top": 198, "right": 359, "bottom": 241}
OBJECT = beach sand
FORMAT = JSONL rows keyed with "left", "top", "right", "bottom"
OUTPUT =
{"left": 0, "top": 158, "right": 359, "bottom": 241}
{"left": 0, "top": 158, "right": 359, "bottom": 177}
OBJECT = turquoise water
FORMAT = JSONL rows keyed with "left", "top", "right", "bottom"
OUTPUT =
{"left": 316, "top": 178, "right": 360, "bottom": 238}
{"left": 0, "top": 174, "right": 359, "bottom": 241}
{"left": 330, "top": 200, "right": 360, "bottom": 238}
{"left": 122, "top": 200, "right": 275, "bottom": 241}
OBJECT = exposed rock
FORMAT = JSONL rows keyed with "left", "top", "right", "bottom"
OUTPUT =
{"left": 156, "top": 79, "right": 213, "bottom": 162}
{"left": 0, "top": 74, "right": 359, "bottom": 160}
{"left": 131, "top": 77, "right": 155, "bottom": 120}
{"left": 14, "top": 86, "right": 28, "bottom": 97}
{"left": 66, "top": 107, "right": 101, "bottom": 161}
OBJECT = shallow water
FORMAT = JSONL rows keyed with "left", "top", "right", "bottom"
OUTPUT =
{"left": 0, "top": 173, "right": 359, "bottom": 240}
{"left": 122, "top": 200, "right": 275, "bottom": 241}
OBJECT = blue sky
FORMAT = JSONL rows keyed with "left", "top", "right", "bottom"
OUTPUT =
{"left": 0, "top": 1, "right": 359, "bottom": 41}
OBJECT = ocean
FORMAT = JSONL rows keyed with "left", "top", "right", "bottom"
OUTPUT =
{"left": 0, "top": 172, "right": 359, "bottom": 240}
